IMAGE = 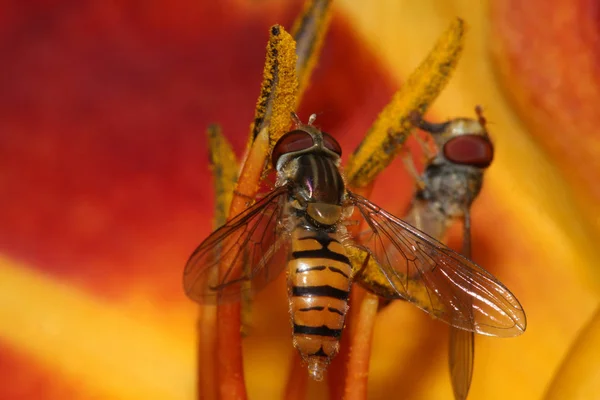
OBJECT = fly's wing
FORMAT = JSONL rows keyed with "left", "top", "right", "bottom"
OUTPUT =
{"left": 183, "top": 186, "right": 290, "bottom": 304}
{"left": 347, "top": 191, "right": 526, "bottom": 337}
{"left": 402, "top": 195, "right": 475, "bottom": 399}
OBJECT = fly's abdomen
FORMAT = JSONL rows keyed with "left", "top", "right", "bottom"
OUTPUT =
{"left": 287, "top": 227, "right": 352, "bottom": 381}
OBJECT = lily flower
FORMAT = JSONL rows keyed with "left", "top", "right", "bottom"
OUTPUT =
{"left": 0, "top": 1, "right": 598, "bottom": 400}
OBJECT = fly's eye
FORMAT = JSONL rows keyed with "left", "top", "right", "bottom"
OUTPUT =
{"left": 443, "top": 135, "right": 494, "bottom": 168}
{"left": 271, "top": 130, "right": 314, "bottom": 168}
{"left": 322, "top": 132, "right": 342, "bottom": 157}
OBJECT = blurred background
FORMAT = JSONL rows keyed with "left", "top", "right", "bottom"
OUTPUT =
{"left": 1, "top": 1, "right": 598, "bottom": 399}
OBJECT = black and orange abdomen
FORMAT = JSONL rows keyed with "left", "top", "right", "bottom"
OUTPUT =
{"left": 287, "top": 226, "right": 352, "bottom": 381}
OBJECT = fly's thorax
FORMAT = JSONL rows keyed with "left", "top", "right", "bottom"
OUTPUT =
{"left": 278, "top": 152, "right": 346, "bottom": 227}
{"left": 417, "top": 160, "right": 484, "bottom": 219}
{"left": 291, "top": 153, "right": 345, "bottom": 204}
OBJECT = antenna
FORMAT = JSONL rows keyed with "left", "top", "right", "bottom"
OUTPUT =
{"left": 290, "top": 111, "right": 302, "bottom": 126}
{"left": 475, "top": 105, "right": 487, "bottom": 127}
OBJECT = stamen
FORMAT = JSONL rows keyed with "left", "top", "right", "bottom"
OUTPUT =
{"left": 345, "top": 18, "right": 465, "bottom": 189}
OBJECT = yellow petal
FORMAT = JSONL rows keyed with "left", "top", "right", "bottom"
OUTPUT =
{"left": 544, "top": 304, "right": 600, "bottom": 399}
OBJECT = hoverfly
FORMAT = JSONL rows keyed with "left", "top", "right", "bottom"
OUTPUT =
{"left": 183, "top": 114, "right": 526, "bottom": 382}
{"left": 404, "top": 106, "right": 498, "bottom": 399}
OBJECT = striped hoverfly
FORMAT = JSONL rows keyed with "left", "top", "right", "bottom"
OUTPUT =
{"left": 183, "top": 114, "right": 526, "bottom": 381}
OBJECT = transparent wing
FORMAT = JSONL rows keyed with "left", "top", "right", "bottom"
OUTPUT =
{"left": 183, "top": 186, "right": 290, "bottom": 304}
{"left": 348, "top": 191, "right": 526, "bottom": 337}
{"left": 404, "top": 196, "right": 475, "bottom": 398}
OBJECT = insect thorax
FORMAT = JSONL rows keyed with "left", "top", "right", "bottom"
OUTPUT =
{"left": 279, "top": 153, "right": 345, "bottom": 227}
{"left": 417, "top": 161, "right": 484, "bottom": 218}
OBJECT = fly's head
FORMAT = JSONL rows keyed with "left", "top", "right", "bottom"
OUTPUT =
{"left": 411, "top": 106, "right": 494, "bottom": 170}
{"left": 271, "top": 114, "right": 342, "bottom": 173}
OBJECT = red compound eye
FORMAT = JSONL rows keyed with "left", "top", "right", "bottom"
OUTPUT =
{"left": 322, "top": 131, "right": 342, "bottom": 157}
{"left": 443, "top": 135, "right": 494, "bottom": 168}
{"left": 271, "top": 129, "right": 314, "bottom": 168}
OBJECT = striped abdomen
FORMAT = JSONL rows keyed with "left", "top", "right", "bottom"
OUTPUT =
{"left": 287, "top": 226, "right": 352, "bottom": 381}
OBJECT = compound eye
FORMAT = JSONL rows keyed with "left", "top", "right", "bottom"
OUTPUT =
{"left": 443, "top": 135, "right": 494, "bottom": 168}
{"left": 322, "top": 132, "right": 342, "bottom": 157}
{"left": 271, "top": 130, "right": 314, "bottom": 168}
